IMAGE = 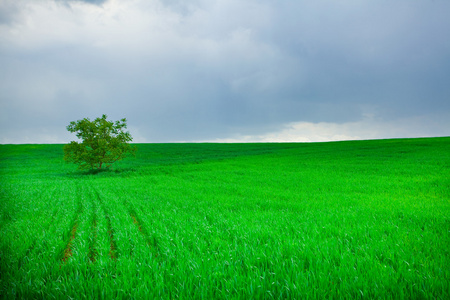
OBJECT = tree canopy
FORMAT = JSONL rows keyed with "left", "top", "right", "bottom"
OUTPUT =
{"left": 64, "top": 114, "right": 136, "bottom": 170}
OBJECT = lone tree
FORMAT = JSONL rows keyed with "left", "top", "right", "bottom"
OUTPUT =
{"left": 64, "top": 114, "right": 136, "bottom": 170}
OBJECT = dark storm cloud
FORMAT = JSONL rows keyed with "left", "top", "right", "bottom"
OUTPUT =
{"left": 270, "top": 1, "right": 450, "bottom": 116}
{"left": 1, "top": 0, "right": 449, "bottom": 143}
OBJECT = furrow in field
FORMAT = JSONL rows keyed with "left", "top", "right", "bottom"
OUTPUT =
{"left": 124, "top": 199, "right": 160, "bottom": 258}
{"left": 93, "top": 187, "right": 149, "bottom": 261}
{"left": 94, "top": 189, "right": 118, "bottom": 260}
{"left": 88, "top": 196, "right": 98, "bottom": 263}
{"left": 60, "top": 195, "right": 83, "bottom": 264}
{"left": 1, "top": 184, "right": 84, "bottom": 299}
{"left": 61, "top": 223, "right": 78, "bottom": 263}
{"left": 66, "top": 189, "right": 97, "bottom": 266}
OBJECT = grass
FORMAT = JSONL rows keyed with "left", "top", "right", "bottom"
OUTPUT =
{"left": 0, "top": 137, "right": 449, "bottom": 299}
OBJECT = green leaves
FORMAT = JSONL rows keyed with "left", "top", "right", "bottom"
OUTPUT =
{"left": 64, "top": 115, "right": 136, "bottom": 170}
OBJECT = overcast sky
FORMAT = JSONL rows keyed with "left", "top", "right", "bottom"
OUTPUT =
{"left": 1, "top": 0, "right": 449, "bottom": 143}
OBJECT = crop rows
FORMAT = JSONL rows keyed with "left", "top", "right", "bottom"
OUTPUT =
{"left": 1, "top": 138, "right": 449, "bottom": 299}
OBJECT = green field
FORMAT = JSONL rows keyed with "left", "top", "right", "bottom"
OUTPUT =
{"left": 1, "top": 138, "right": 449, "bottom": 299}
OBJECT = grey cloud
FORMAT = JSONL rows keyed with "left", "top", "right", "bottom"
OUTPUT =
{"left": 1, "top": 0, "right": 450, "bottom": 143}
{"left": 57, "top": 0, "right": 107, "bottom": 5}
{"left": 0, "top": 0, "right": 22, "bottom": 25}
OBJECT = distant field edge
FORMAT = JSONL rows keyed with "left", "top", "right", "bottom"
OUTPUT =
{"left": 1, "top": 135, "right": 449, "bottom": 146}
